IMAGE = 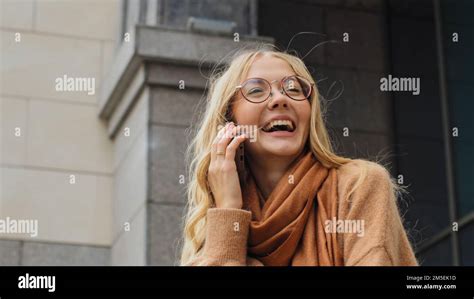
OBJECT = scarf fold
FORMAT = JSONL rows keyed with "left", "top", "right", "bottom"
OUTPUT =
{"left": 242, "top": 152, "right": 343, "bottom": 266}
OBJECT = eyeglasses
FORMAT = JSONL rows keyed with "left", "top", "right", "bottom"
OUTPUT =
{"left": 235, "top": 75, "right": 314, "bottom": 103}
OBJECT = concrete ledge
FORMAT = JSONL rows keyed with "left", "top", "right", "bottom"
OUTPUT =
{"left": 108, "top": 67, "right": 146, "bottom": 137}
{"left": 0, "top": 239, "right": 21, "bottom": 266}
{"left": 98, "top": 25, "right": 273, "bottom": 127}
{"left": 0, "top": 240, "right": 109, "bottom": 266}
{"left": 21, "top": 241, "right": 109, "bottom": 266}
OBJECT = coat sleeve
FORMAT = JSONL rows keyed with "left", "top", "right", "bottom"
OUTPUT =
{"left": 338, "top": 161, "right": 418, "bottom": 266}
{"left": 183, "top": 208, "right": 264, "bottom": 266}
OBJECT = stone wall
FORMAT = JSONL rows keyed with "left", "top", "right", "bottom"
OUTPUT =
{"left": 0, "top": 0, "right": 119, "bottom": 265}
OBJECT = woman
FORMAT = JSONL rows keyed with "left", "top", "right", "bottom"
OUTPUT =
{"left": 180, "top": 45, "right": 418, "bottom": 266}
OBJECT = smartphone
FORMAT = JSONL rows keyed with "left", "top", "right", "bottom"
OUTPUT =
{"left": 235, "top": 140, "right": 246, "bottom": 187}
{"left": 226, "top": 110, "right": 247, "bottom": 187}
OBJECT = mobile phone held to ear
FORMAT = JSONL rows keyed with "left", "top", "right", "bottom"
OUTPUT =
{"left": 235, "top": 139, "right": 246, "bottom": 187}
{"left": 226, "top": 114, "right": 246, "bottom": 187}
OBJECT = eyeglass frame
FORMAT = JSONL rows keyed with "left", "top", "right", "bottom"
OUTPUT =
{"left": 235, "top": 75, "right": 314, "bottom": 103}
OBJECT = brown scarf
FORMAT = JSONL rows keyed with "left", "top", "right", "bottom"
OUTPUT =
{"left": 242, "top": 151, "right": 343, "bottom": 266}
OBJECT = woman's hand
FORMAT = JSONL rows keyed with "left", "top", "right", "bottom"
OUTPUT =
{"left": 208, "top": 122, "right": 247, "bottom": 209}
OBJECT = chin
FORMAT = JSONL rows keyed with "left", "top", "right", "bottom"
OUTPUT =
{"left": 261, "top": 143, "right": 303, "bottom": 157}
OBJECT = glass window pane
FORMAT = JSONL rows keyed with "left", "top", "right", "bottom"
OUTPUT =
{"left": 418, "top": 237, "right": 453, "bottom": 266}
{"left": 460, "top": 222, "right": 474, "bottom": 266}
{"left": 442, "top": 1, "right": 474, "bottom": 218}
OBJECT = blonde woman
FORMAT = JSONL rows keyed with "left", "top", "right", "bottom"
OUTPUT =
{"left": 180, "top": 45, "right": 418, "bottom": 266}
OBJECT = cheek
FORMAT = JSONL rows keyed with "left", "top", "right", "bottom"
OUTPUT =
{"left": 232, "top": 102, "right": 263, "bottom": 124}
{"left": 298, "top": 103, "right": 312, "bottom": 129}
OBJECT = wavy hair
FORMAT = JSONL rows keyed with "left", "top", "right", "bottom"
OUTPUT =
{"left": 180, "top": 44, "right": 365, "bottom": 265}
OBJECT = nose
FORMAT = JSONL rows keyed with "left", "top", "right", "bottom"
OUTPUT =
{"left": 267, "top": 85, "right": 290, "bottom": 109}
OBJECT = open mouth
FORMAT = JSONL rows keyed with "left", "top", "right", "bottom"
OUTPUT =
{"left": 261, "top": 119, "right": 296, "bottom": 133}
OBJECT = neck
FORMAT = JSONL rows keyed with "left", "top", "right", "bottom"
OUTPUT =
{"left": 247, "top": 151, "right": 305, "bottom": 199}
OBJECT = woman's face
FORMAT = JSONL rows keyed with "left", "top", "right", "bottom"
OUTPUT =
{"left": 231, "top": 54, "right": 312, "bottom": 161}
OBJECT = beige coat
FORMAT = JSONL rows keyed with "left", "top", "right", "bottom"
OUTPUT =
{"left": 185, "top": 159, "right": 419, "bottom": 266}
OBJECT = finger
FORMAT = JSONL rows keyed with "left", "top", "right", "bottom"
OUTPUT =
{"left": 225, "top": 133, "right": 247, "bottom": 161}
{"left": 215, "top": 123, "right": 235, "bottom": 160}
{"left": 211, "top": 122, "right": 232, "bottom": 162}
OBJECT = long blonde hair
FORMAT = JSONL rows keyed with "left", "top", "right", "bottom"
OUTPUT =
{"left": 180, "top": 44, "right": 354, "bottom": 265}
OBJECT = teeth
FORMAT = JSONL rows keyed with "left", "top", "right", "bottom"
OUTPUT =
{"left": 263, "top": 119, "right": 294, "bottom": 131}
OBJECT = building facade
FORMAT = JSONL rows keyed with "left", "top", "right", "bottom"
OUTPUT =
{"left": 1, "top": 0, "right": 472, "bottom": 266}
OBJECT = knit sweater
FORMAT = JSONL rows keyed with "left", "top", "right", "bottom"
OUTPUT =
{"left": 185, "top": 159, "right": 419, "bottom": 266}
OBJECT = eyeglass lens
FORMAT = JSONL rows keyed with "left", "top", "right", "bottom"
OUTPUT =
{"left": 240, "top": 76, "right": 311, "bottom": 103}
